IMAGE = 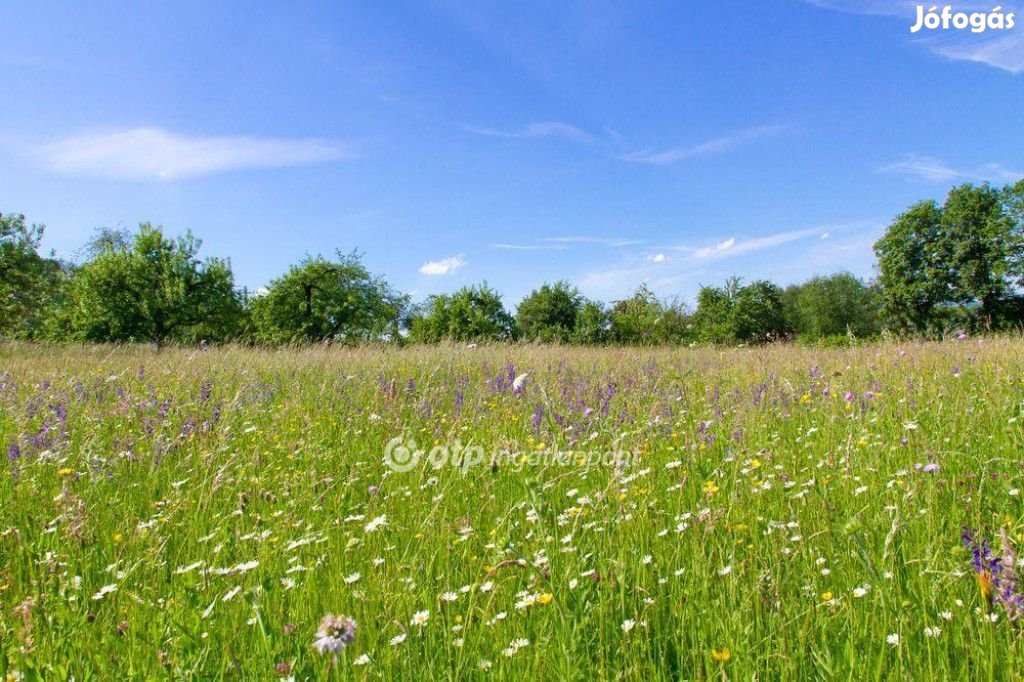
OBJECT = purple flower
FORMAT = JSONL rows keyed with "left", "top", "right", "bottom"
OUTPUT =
{"left": 844, "top": 391, "right": 855, "bottom": 404}
{"left": 313, "top": 614, "right": 357, "bottom": 656}
{"left": 922, "top": 463, "right": 940, "bottom": 474}
{"left": 531, "top": 405, "right": 544, "bottom": 432}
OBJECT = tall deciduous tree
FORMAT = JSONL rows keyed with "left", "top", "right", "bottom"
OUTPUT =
{"left": 64, "top": 223, "right": 243, "bottom": 346}
{"left": 875, "top": 184, "right": 1024, "bottom": 332}
{"left": 938, "top": 184, "right": 1016, "bottom": 322}
{"left": 783, "top": 272, "right": 880, "bottom": 340}
{"left": 874, "top": 200, "right": 949, "bottom": 333}
{"left": 608, "top": 285, "right": 691, "bottom": 345}
{"left": 691, "top": 277, "right": 788, "bottom": 344}
{"left": 407, "top": 283, "right": 515, "bottom": 343}
{"left": 516, "top": 281, "right": 583, "bottom": 342}
{"left": 250, "top": 253, "right": 407, "bottom": 344}
{"left": 0, "top": 212, "right": 66, "bottom": 339}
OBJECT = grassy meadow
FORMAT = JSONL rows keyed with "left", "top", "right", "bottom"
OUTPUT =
{"left": 2, "top": 339, "right": 1024, "bottom": 680}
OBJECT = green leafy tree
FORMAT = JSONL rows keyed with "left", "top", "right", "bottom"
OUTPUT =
{"left": 691, "top": 278, "right": 740, "bottom": 344}
{"left": 875, "top": 184, "right": 1024, "bottom": 332}
{"left": 64, "top": 223, "right": 243, "bottom": 346}
{"left": 0, "top": 212, "right": 67, "bottom": 339}
{"left": 692, "top": 277, "right": 788, "bottom": 344}
{"left": 733, "top": 280, "right": 789, "bottom": 342}
{"left": 407, "top": 283, "right": 516, "bottom": 343}
{"left": 609, "top": 286, "right": 663, "bottom": 345}
{"left": 782, "top": 272, "right": 880, "bottom": 341}
{"left": 250, "top": 253, "right": 407, "bottom": 344}
{"left": 516, "top": 281, "right": 583, "bottom": 342}
{"left": 938, "top": 184, "right": 1017, "bottom": 323}
{"left": 572, "top": 300, "right": 610, "bottom": 345}
{"left": 608, "top": 285, "right": 691, "bottom": 345}
{"left": 874, "top": 200, "right": 949, "bottom": 333}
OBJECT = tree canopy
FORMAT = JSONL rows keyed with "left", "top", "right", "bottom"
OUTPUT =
{"left": 249, "top": 253, "right": 407, "bottom": 344}
{"left": 62, "top": 224, "right": 243, "bottom": 345}
{"left": 0, "top": 213, "right": 66, "bottom": 339}
{"left": 407, "top": 284, "right": 516, "bottom": 343}
{"left": 874, "top": 183, "right": 1024, "bottom": 333}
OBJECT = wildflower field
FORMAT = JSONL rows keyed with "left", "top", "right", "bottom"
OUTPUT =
{"left": 2, "top": 339, "right": 1024, "bottom": 680}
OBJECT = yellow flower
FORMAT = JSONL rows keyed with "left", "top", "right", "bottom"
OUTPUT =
{"left": 703, "top": 480, "right": 720, "bottom": 495}
{"left": 800, "top": 393, "right": 812, "bottom": 405}
{"left": 58, "top": 467, "right": 74, "bottom": 477}
{"left": 113, "top": 533, "right": 124, "bottom": 544}
{"left": 820, "top": 591, "right": 833, "bottom": 602}
{"left": 977, "top": 572, "right": 994, "bottom": 602}
{"left": 711, "top": 648, "right": 731, "bottom": 663}
{"left": 537, "top": 593, "right": 554, "bottom": 605}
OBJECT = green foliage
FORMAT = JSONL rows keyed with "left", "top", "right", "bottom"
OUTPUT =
{"left": 0, "top": 212, "right": 66, "bottom": 339}
{"left": 939, "top": 184, "right": 1016, "bottom": 319}
{"left": 62, "top": 224, "right": 243, "bottom": 345}
{"left": 783, "top": 272, "right": 880, "bottom": 340}
{"left": 874, "top": 200, "right": 950, "bottom": 334}
{"left": 407, "top": 283, "right": 516, "bottom": 343}
{"left": 875, "top": 183, "right": 1024, "bottom": 333}
{"left": 608, "top": 285, "right": 691, "bottom": 345}
{"left": 572, "top": 300, "right": 611, "bottom": 345}
{"left": 249, "top": 253, "right": 407, "bottom": 344}
{"left": 516, "top": 281, "right": 583, "bottom": 342}
{"left": 692, "top": 277, "right": 788, "bottom": 344}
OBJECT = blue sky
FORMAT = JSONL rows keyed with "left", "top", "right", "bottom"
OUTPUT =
{"left": 1, "top": 0, "right": 1022, "bottom": 306}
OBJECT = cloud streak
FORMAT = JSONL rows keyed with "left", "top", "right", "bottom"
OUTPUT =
{"left": 802, "top": 0, "right": 1024, "bottom": 73}
{"left": 489, "top": 243, "right": 568, "bottom": 251}
{"left": 34, "top": 127, "right": 350, "bottom": 181}
{"left": 419, "top": 255, "right": 466, "bottom": 276}
{"left": 540, "top": 236, "right": 645, "bottom": 247}
{"left": 617, "top": 125, "right": 786, "bottom": 165}
{"left": 464, "top": 121, "right": 594, "bottom": 143}
{"left": 879, "top": 154, "right": 1023, "bottom": 183}
{"left": 580, "top": 223, "right": 859, "bottom": 297}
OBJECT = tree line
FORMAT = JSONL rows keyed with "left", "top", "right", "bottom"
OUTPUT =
{"left": 2, "top": 179, "right": 1023, "bottom": 347}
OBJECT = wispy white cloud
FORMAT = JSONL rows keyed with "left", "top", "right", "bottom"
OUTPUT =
{"left": 927, "top": 31, "right": 1024, "bottom": 74}
{"left": 879, "top": 154, "right": 1023, "bottom": 183}
{"left": 580, "top": 222, "right": 863, "bottom": 299}
{"left": 693, "top": 237, "right": 737, "bottom": 259}
{"left": 419, "top": 254, "right": 466, "bottom": 276}
{"left": 540, "top": 236, "right": 645, "bottom": 247}
{"left": 617, "top": 125, "right": 785, "bottom": 165}
{"left": 464, "top": 121, "right": 594, "bottom": 143}
{"left": 684, "top": 229, "right": 826, "bottom": 261}
{"left": 489, "top": 243, "right": 568, "bottom": 251}
{"left": 34, "top": 127, "right": 350, "bottom": 181}
{"left": 801, "top": 0, "right": 919, "bottom": 16}
{"left": 802, "top": 0, "right": 1024, "bottom": 73}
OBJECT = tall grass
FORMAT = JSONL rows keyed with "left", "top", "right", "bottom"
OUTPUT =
{"left": 1, "top": 338, "right": 1023, "bottom": 679}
